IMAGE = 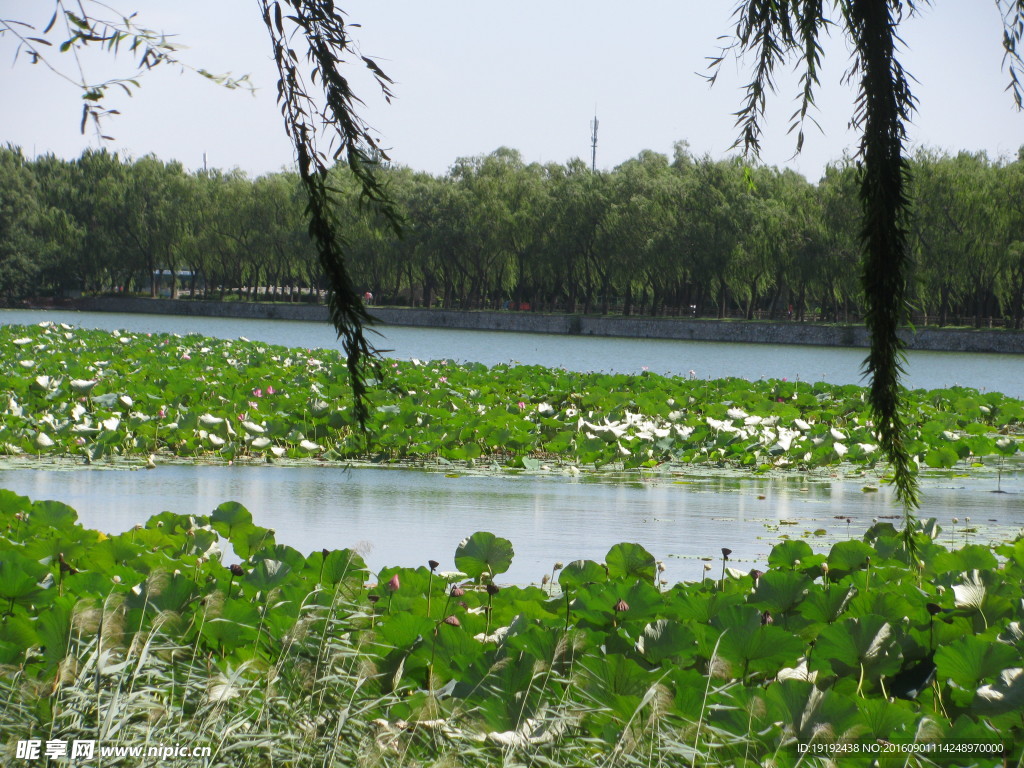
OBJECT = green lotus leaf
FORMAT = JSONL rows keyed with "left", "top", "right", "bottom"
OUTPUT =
{"left": 605, "top": 541, "right": 656, "bottom": 582}
{"left": 558, "top": 559, "right": 607, "bottom": 590}
{"left": 455, "top": 532, "right": 514, "bottom": 581}
{"left": 636, "top": 619, "right": 697, "bottom": 664}
{"left": 210, "top": 501, "right": 253, "bottom": 539}
{"left": 935, "top": 635, "right": 1019, "bottom": 692}
{"left": 0, "top": 551, "right": 49, "bottom": 604}
{"left": 244, "top": 558, "right": 293, "bottom": 592}
{"left": 811, "top": 614, "right": 904, "bottom": 682}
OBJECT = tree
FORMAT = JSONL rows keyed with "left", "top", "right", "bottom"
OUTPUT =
{"left": 715, "top": 0, "right": 1024, "bottom": 515}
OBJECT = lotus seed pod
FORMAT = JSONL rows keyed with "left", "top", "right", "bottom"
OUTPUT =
{"left": 613, "top": 599, "right": 629, "bottom": 612}
{"left": 486, "top": 583, "right": 500, "bottom": 596}
{"left": 442, "top": 615, "right": 461, "bottom": 627}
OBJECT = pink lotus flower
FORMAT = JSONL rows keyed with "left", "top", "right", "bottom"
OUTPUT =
{"left": 158, "top": 407, "right": 166, "bottom": 419}
{"left": 182, "top": 353, "right": 191, "bottom": 360}
{"left": 248, "top": 401, "right": 258, "bottom": 409}
{"left": 439, "top": 376, "right": 448, "bottom": 383}
{"left": 266, "top": 386, "right": 276, "bottom": 395}
{"left": 252, "top": 388, "right": 263, "bottom": 398}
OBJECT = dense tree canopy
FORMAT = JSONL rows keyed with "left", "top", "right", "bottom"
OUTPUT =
{"left": 4, "top": 144, "right": 1023, "bottom": 331}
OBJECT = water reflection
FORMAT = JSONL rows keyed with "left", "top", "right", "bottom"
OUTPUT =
{"left": 2, "top": 465, "right": 1019, "bottom": 584}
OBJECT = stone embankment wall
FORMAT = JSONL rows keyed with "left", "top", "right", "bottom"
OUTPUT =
{"left": 67, "top": 297, "right": 1024, "bottom": 354}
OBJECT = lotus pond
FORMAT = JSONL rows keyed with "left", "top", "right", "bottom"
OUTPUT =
{"left": 1, "top": 492, "right": 1024, "bottom": 766}
{"left": 2, "top": 322, "right": 1022, "bottom": 472}
{"left": 3, "top": 322, "right": 1024, "bottom": 765}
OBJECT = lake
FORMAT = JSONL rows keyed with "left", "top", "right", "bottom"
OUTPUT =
{"left": 0, "top": 463, "right": 1019, "bottom": 584}
{"left": 1, "top": 307, "right": 1021, "bottom": 583}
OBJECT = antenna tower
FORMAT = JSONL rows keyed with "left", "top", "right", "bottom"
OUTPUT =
{"left": 590, "top": 114, "right": 599, "bottom": 172}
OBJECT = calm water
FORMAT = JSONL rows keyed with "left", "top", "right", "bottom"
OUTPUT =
{"left": 0, "top": 464, "right": 1019, "bottom": 584}
{"left": 2, "top": 308, "right": 1023, "bottom": 396}
{"left": 2, "top": 308, "right": 1022, "bottom": 583}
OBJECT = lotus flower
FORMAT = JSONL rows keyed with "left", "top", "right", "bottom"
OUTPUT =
{"left": 386, "top": 573, "right": 400, "bottom": 592}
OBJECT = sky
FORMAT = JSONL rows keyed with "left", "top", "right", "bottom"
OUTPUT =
{"left": 2, "top": 1, "right": 1022, "bottom": 183}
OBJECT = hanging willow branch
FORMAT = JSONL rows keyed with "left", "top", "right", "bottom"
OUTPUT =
{"left": 258, "top": 0, "right": 401, "bottom": 429}
{"left": 844, "top": 0, "right": 919, "bottom": 511}
{"left": 713, "top": 0, "right": 923, "bottom": 513}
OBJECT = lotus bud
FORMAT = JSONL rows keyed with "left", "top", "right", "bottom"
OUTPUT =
{"left": 657, "top": 562, "right": 666, "bottom": 573}
{"left": 613, "top": 598, "right": 629, "bottom": 612}
{"left": 554, "top": 562, "right": 564, "bottom": 570}
{"left": 450, "top": 586, "right": 465, "bottom": 597}
{"left": 428, "top": 560, "right": 440, "bottom": 571}
{"left": 760, "top": 610, "right": 773, "bottom": 626}
{"left": 386, "top": 573, "right": 400, "bottom": 592}
{"left": 541, "top": 574, "right": 550, "bottom": 585}
{"left": 952, "top": 517, "right": 959, "bottom": 525}
{"left": 173, "top": 569, "right": 181, "bottom": 578}
{"left": 112, "top": 575, "right": 122, "bottom": 584}
{"left": 486, "top": 583, "right": 500, "bottom": 596}
{"left": 442, "top": 615, "right": 461, "bottom": 627}
{"left": 703, "top": 564, "right": 712, "bottom": 572}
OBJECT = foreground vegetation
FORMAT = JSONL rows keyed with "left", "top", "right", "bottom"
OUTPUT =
{"left": 1, "top": 323, "right": 1021, "bottom": 475}
{"left": 4, "top": 144, "right": 1024, "bottom": 327}
{"left": 0, "top": 491, "right": 1022, "bottom": 766}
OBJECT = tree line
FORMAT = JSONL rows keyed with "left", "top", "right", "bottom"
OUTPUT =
{"left": 2, "top": 143, "right": 1022, "bottom": 328}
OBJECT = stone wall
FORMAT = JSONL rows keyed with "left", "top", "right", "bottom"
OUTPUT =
{"left": 68, "top": 298, "right": 1024, "bottom": 354}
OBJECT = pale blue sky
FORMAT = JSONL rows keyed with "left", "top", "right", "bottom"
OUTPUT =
{"left": 2, "top": 1, "right": 1021, "bottom": 181}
